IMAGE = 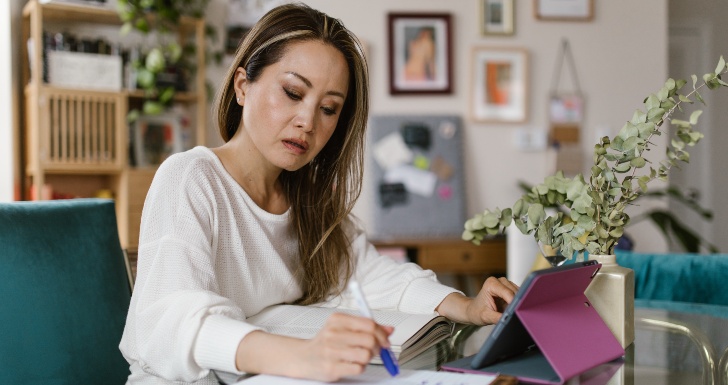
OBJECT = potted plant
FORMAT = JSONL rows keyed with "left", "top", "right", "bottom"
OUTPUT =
{"left": 115, "top": 0, "right": 220, "bottom": 121}
{"left": 461, "top": 56, "right": 728, "bottom": 348}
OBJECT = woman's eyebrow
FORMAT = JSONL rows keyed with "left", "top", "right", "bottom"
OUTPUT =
{"left": 286, "top": 71, "right": 346, "bottom": 99}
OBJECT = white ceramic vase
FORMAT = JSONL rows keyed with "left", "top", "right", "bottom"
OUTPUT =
{"left": 584, "top": 254, "right": 635, "bottom": 349}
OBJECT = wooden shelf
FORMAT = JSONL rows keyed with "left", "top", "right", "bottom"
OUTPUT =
{"left": 22, "top": 0, "right": 207, "bottom": 250}
{"left": 23, "top": 0, "right": 201, "bottom": 30}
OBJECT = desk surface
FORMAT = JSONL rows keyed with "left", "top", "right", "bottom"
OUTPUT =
{"left": 218, "top": 307, "right": 728, "bottom": 384}
{"left": 445, "top": 307, "right": 728, "bottom": 384}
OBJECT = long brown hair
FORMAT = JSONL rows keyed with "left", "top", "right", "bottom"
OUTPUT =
{"left": 213, "top": 3, "right": 369, "bottom": 305}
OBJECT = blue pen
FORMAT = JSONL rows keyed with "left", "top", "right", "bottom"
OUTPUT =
{"left": 347, "top": 280, "right": 400, "bottom": 377}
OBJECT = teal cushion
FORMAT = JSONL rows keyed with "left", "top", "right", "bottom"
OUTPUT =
{"left": 616, "top": 250, "right": 728, "bottom": 307}
{"left": 0, "top": 199, "right": 131, "bottom": 384}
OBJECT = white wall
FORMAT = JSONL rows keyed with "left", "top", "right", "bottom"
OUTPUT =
{"left": 5, "top": 0, "right": 670, "bottom": 252}
{"left": 292, "top": 0, "right": 669, "bottom": 252}
{"left": 669, "top": 0, "right": 728, "bottom": 252}
{"left": 0, "top": 0, "right": 21, "bottom": 202}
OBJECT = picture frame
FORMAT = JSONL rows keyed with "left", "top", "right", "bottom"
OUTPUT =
{"left": 534, "top": 0, "right": 594, "bottom": 21}
{"left": 388, "top": 13, "right": 452, "bottom": 95}
{"left": 481, "top": 0, "right": 515, "bottom": 36}
{"left": 132, "top": 113, "right": 184, "bottom": 167}
{"left": 471, "top": 47, "right": 528, "bottom": 123}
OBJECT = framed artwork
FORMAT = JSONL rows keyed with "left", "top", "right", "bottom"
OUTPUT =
{"left": 481, "top": 0, "right": 515, "bottom": 36}
{"left": 388, "top": 13, "right": 452, "bottom": 95}
{"left": 535, "top": 0, "right": 594, "bottom": 21}
{"left": 471, "top": 47, "right": 528, "bottom": 123}
{"left": 132, "top": 113, "right": 184, "bottom": 167}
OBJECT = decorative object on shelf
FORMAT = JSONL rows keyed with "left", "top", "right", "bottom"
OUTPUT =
{"left": 462, "top": 56, "right": 728, "bottom": 346}
{"left": 388, "top": 13, "right": 452, "bottom": 95}
{"left": 548, "top": 38, "right": 584, "bottom": 145}
{"left": 535, "top": 0, "right": 594, "bottom": 21}
{"left": 132, "top": 112, "right": 185, "bottom": 167}
{"left": 470, "top": 47, "right": 528, "bottom": 123}
{"left": 480, "top": 0, "right": 515, "bottom": 36}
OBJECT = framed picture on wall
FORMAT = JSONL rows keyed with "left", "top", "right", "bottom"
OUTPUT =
{"left": 535, "top": 0, "right": 594, "bottom": 21}
{"left": 470, "top": 47, "right": 528, "bottom": 123}
{"left": 481, "top": 0, "right": 515, "bottom": 36}
{"left": 388, "top": 13, "right": 452, "bottom": 95}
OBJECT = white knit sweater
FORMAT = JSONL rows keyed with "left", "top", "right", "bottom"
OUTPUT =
{"left": 119, "top": 147, "right": 459, "bottom": 384}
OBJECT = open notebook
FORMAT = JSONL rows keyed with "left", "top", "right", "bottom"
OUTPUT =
{"left": 245, "top": 304, "right": 453, "bottom": 365}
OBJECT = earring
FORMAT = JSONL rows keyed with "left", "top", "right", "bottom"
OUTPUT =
{"left": 236, "top": 97, "right": 240, "bottom": 103}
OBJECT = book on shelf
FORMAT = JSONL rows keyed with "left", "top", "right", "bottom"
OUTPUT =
{"left": 245, "top": 304, "right": 454, "bottom": 365}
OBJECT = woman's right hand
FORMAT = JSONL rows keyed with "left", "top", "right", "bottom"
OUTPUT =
{"left": 296, "top": 312, "right": 394, "bottom": 381}
{"left": 235, "top": 312, "right": 393, "bottom": 382}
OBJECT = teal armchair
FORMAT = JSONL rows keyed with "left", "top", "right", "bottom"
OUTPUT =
{"left": 0, "top": 199, "right": 131, "bottom": 384}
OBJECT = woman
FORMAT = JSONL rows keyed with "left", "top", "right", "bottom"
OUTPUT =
{"left": 120, "top": 3, "right": 518, "bottom": 384}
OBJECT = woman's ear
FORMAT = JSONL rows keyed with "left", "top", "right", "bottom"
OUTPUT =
{"left": 233, "top": 67, "right": 248, "bottom": 105}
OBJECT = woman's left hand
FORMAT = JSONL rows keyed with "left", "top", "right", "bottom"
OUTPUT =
{"left": 436, "top": 276, "right": 520, "bottom": 325}
{"left": 466, "top": 277, "right": 520, "bottom": 325}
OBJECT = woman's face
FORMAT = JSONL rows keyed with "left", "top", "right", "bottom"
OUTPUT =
{"left": 234, "top": 40, "right": 350, "bottom": 172}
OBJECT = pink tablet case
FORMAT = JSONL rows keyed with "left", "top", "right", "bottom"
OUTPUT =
{"left": 444, "top": 263, "right": 625, "bottom": 384}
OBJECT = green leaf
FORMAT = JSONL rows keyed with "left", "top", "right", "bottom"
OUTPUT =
{"left": 145, "top": 48, "right": 166, "bottom": 73}
{"left": 622, "top": 136, "right": 641, "bottom": 152}
{"left": 692, "top": 74, "right": 698, "bottom": 89}
{"left": 675, "top": 79, "right": 687, "bottom": 89}
{"left": 689, "top": 110, "right": 703, "bottom": 125}
{"left": 645, "top": 94, "right": 660, "bottom": 110}
{"left": 126, "top": 109, "right": 140, "bottom": 123}
{"left": 120, "top": 22, "right": 133, "bottom": 36}
{"left": 696, "top": 90, "right": 706, "bottom": 105}
{"left": 159, "top": 87, "right": 176, "bottom": 104}
{"left": 717, "top": 56, "right": 726, "bottom": 74}
{"left": 527, "top": 204, "right": 546, "bottom": 227}
{"left": 638, "top": 179, "right": 648, "bottom": 193}
{"left": 678, "top": 94, "right": 693, "bottom": 103}
{"left": 482, "top": 212, "right": 499, "bottom": 228}
{"left": 630, "top": 110, "right": 647, "bottom": 124}
{"left": 614, "top": 162, "right": 631, "bottom": 173}
{"left": 136, "top": 68, "right": 155, "bottom": 88}
{"left": 630, "top": 157, "right": 646, "bottom": 168}
{"left": 609, "top": 227, "right": 624, "bottom": 238}
{"left": 647, "top": 107, "right": 666, "bottom": 122}
{"left": 143, "top": 101, "right": 164, "bottom": 115}
{"left": 665, "top": 78, "right": 676, "bottom": 91}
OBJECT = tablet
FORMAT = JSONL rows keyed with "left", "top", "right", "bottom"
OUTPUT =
{"left": 441, "top": 259, "right": 624, "bottom": 384}
{"left": 470, "top": 260, "right": 600, "bottom": 369}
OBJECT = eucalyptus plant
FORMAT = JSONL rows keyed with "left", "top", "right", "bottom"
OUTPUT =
{"left": 463, "top": 56, "right": 728, "bottom": 258}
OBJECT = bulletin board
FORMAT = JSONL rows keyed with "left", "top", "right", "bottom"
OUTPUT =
{"left": 368, "top": 115, "right": 465, "bottom": 239}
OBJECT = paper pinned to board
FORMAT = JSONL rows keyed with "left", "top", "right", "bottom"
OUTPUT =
{"left": 234, "top": 365, "right": 496, "bottom": 385}
{"left": 383, "top": 165, "right": 437, "bottom": 197}
{"left": 373, "top": 132, "right": 414, "bottom": 170}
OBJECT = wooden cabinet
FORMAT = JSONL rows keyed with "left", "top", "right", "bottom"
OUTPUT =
{"left": 21, "top": 0, "right": 206, "bottom": 249}
{"left": 371, "top": 237, "right": 507, "bottom": 294}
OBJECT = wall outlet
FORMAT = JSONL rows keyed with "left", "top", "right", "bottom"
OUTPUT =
{"left": 513, "top": 128, "right": 548, "bottom": 151}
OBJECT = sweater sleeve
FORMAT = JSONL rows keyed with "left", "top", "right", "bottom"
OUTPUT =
{"left": 122, "top": 156, "right": 260, "bottom": 381}
{"left": 340, "top": 221, "right": 462, "bottom": 314}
